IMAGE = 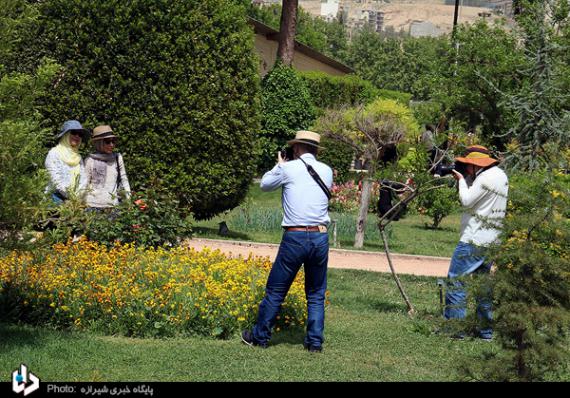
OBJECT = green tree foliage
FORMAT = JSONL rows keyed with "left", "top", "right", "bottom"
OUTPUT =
{"left": 248, "top": 3, "right": 349, "bottom": 61}
{"left": 502, "top": 0, "right": 570, "bottom": 170}
{"left": 10, "top": 0, "right": 261, "bottom": 220}
{"left": 465, "top": 168, "right": 570, "bottom": 381}
{"left": 345, "top": 27, "right": 448, "bottom": 101}
{"left": 0, "top": 0, "right": 59, "bottom": 235}
{"left": 433, "top": 19, "right": 526, "bottom": 150}
{"left": 259, "top": 63, "right": 315, "bottom": 171}
{"left": 299, "top": 71, "right": 380, "bottom": 109}
{"left": 462, "top": 3, "right": 570, "bottom": 380}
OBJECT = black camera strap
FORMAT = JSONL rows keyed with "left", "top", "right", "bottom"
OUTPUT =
{"left": 298, "top": 157, "right": 331, "bottom": 200}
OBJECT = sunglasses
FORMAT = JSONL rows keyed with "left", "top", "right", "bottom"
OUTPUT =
{"left": 69, "top": 131, "right": 83, "bottom": 137}
{"left": 103, "top": 138, "right": 117, "bottom": 145}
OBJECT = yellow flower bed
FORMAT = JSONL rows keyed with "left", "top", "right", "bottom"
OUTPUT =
{"left": 0, "top": 238, "right": 307, "bottom": 338}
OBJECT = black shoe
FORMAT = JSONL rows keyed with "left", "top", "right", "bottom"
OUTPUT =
{"left": 303, "top": 343, "right": 322, "bottom": 353}
{"left": 241, "top": 330, "right": 267, "bottom": 348}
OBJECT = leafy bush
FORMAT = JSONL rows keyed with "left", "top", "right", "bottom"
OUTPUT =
{"left": 0, "top": 239, "right": 307, "bottom": 338}
{"left": 10, "top": 0, "right": 261, "bottom": 220}
{"left": 466, "top": 170, "right": 570, "bottom": 381}
{"left": 398, "top": 147, "right": 459, "bottom": 229}
{"left": 300, "top": 71, "right": 380, "bottom": 109}
{"left": 41, "top": 183, "right": 192, "bottom": 248}
{"left": 259, "top": 62, "right": 316, "bottom": 172}
{"left": 0, "top": 61, "right": 59, "bottom": 234}
{"left": 86, "top": 185, "right": 193, "bottom": 248}
{"left": 329, "top": 180, "right": 379, "bottom": 213}
{"left": 377, "top": 89, "right": 412, "bottom": 106}
{"left": 318, "top": 136, "right": 355, "bottom": 184}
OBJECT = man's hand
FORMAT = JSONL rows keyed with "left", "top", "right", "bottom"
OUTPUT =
{"left": 277, "top": 151, "right": 286, "bottom": 164}
{"left": 451, "top": 169, "right": 464, "bottom": 181}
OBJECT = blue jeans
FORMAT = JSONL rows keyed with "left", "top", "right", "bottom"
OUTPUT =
{"left": 252, "top": 231, "right": 329, "bottom": 348}
{"left": 444, "top": 242, "right": 493, "bottom": 339}
{"left": 51, "top": 192, "right": 65, "bottom": 205}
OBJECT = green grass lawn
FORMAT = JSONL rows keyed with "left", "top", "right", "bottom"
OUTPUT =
{"left": 0, "top": 269, "right": 510, "bottom": 382}
{"left": 193, "top": 183, "right": 460, "bottom": 257}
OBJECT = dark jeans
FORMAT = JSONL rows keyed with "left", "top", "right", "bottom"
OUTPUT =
{"left": 252, "top": 230, "right": 329, "bottom": 348}
{"left": 444, "top": 242, "right": 493, "bottom": 338}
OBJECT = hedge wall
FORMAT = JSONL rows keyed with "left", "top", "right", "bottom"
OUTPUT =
{"left": 300, "top": 71, "right": 413, "bottom": 182}
{"left": 12, "top": 0, "right": 261, "bottom": 220}
{"left": 300, "top": 71, "right": 412, "bottom": 109}
{"left": 259, "top": 63, "right": 316, "bottom": 172}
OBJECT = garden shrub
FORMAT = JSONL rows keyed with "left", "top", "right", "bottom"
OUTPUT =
{"left": 0, "top": 2, "right": 60, "bottom": 238}
{"left": 0, "top": 61, "right": 58, "bottom": 235}
{"left": 300, "top": 71, "right": 412, "bottom": 109}
{"left": 41, "top": 182, "right": 193, "bottom": 248}
{"left": 300, "top": 71, "right": 380, "bottom": 109}
{"left": 318, "top": 136, "right": 355, "bottom": 184}
{"left": 329, "top": 180, "right": 379, "bottom": 214}
{"left": 0, "top": 238, "right": 307, "bottom": 338}
{"left": 10, "top": 0, "right": 261, "bottom": 220}
{"left": 465, "top": 170, "right": 570, "bottom": 381}
{"left": 398, "top": 147, "right": 459, "bottom": 229}
{"left": 86, "top": 184, "right": 193, "bottom": 248}
{"left": 259, "top": 62, "right": 316, "bottom": 172}
{"left": 377, "top": 89, "right": 412, "bottom": 106}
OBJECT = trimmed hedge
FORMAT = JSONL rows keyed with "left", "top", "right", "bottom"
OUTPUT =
{"left": 300, "top": 72, "right": 412, "bottom": 180}
{"left": 300, "top": 71, "right": 379, "bottom": 108}
{"left": 12, "top": 0, "right": 261, "bottom": 220}
{"left": 300, "top": 71, "right": 412, "bottom": 109}
{"left": 259, "top": 63, "right": 316, "bottom": 172}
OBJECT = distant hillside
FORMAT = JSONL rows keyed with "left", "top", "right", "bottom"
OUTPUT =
{"left": 298, "top": 0, "right": 511, "bottom": 37}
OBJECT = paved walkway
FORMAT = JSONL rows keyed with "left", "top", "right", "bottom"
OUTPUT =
{"left": 184, "top": 238, "right": 451, "bottom": 277}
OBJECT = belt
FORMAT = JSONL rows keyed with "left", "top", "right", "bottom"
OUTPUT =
{"left": 284, "top": 226, "right": 327, "bottom": 232}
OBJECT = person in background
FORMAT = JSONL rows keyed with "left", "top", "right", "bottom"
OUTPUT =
{"left": 80, "top": 125, "right": 130, "bottom": 211}
{"left": 45, "top": 120, "right": 89, "bottom": 204}
{"left": 241, "top": 130, "right": 333, "bottom": 353}
{"left": 445, "top": 145, "right": 509, "bottom": 341}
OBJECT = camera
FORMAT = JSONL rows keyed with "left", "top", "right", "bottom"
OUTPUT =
{"left": 280, "top": 146, "right": 294, "bottom": 161}
{"left": 434, "top": 161, "right": 466, "bottom": 178}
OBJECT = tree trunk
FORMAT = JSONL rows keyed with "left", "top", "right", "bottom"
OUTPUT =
{"left": 354, "top": 176, "right": 372, "bottom": 249}
{"left": 277, "top": 0, "right": 298, "bottom": 66}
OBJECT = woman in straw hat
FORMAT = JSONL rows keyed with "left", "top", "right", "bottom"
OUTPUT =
{"left": 444, "top": 145, "right": 509, "bottom": 341}
{"left": 45, "top": 120, "right": 89, "bottom": 204}
{"left": 80, "top": 125, "right": 131, "bottom": 210}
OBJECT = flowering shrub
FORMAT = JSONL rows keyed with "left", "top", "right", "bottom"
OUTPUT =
{"left": 0, "top": 239, "right": 308, "bottom": 338}
{"left": 44, "top": 185, "right": 193, "bottom": 248}
{"left": 329, "top": 180, "right": 379, "bottom": 213}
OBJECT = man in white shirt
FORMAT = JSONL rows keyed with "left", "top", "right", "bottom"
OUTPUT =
{"left": 242, "top": 130, "right": 333, "bottom": 353}
{"left": 445, "top": 145, "right": 509, "bottom": 340}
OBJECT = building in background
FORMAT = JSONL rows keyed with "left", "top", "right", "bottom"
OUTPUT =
{"left": 250, "top": 18, "right": 354, "bottom": 76}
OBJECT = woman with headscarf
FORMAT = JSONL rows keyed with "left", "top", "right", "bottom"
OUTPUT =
{"left": 80, "top": 125, "right": 131, "bottom": 210}
{"left": 45, "top": 120, "right": 89, "bottom": 204}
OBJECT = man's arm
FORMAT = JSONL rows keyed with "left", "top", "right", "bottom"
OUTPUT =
{"left": 260, "top": 151, "right": 286, "bottom": 192}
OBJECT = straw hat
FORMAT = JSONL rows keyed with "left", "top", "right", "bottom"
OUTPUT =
{"left": 287, "top": 130, "right": 322, "bottom": 149}
{"left": 91, "top": 125, "right": 117, "bottom": 141}
{"left": 455, "top": 145, "right": 499, "bottom": 168}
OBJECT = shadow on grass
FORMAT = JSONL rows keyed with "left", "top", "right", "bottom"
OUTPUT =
{"left": 270, "top": 326, "right": 306, "bottom": 347}
{"left": 0, "top": 322, "right": 54, "bottom": 350}
{"left": 192, "top": 226, "right": 251, "bottom": 241}
{"left": 370, "top": 301, "right": 408, "bottom": 313}
{"left": 410, "top": 224, "right": 456, "bottom": 233}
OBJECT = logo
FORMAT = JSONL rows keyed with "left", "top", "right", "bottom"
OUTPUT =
{"left": 12, "top": 364, "right": 40, "bottom": 396}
